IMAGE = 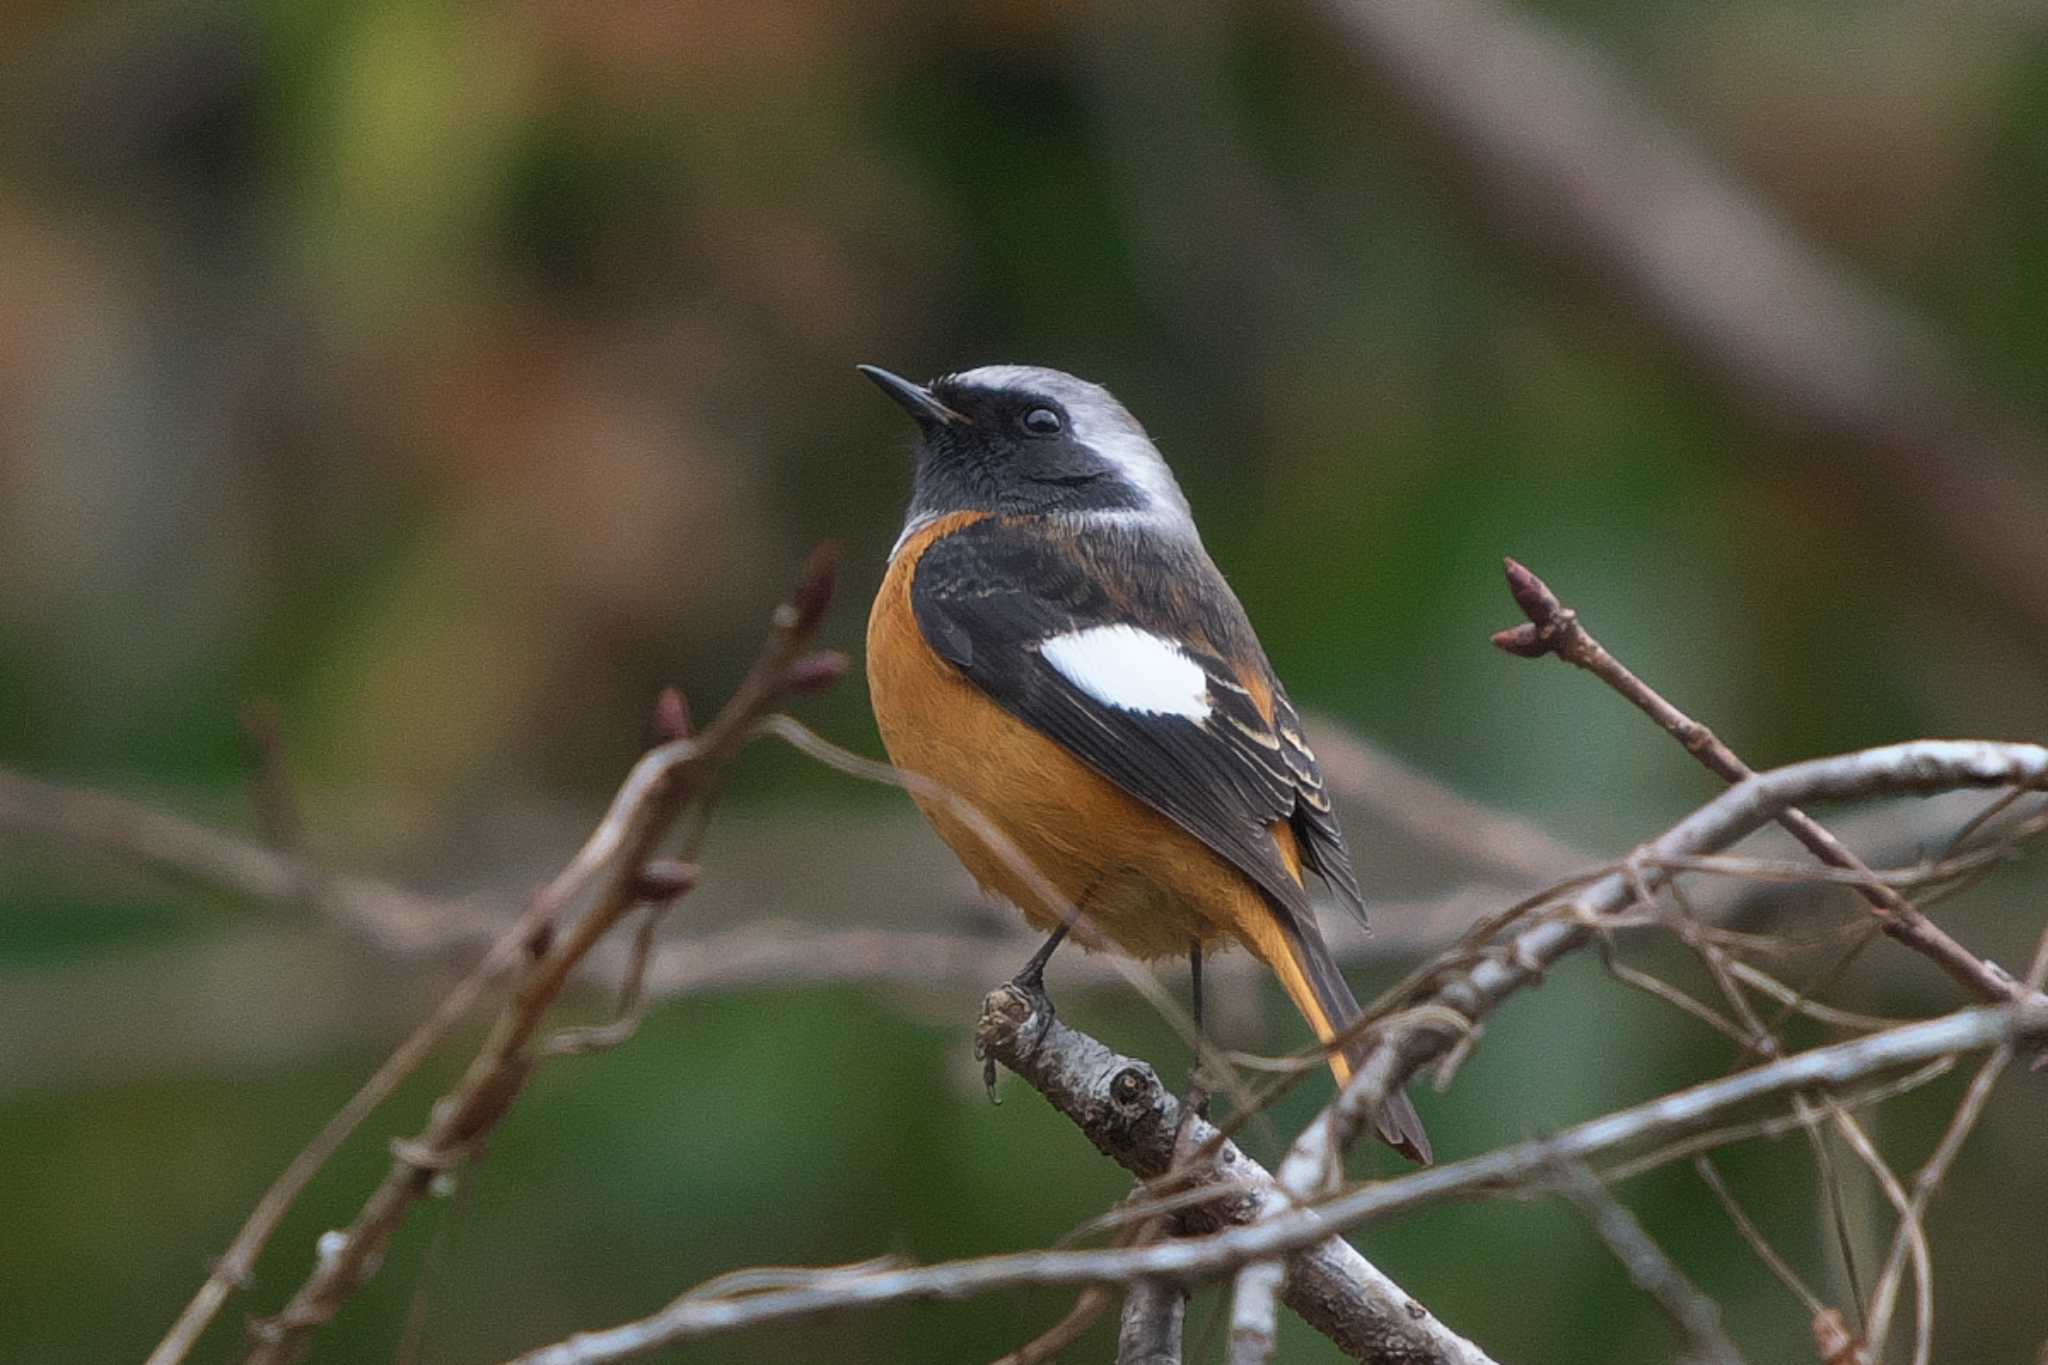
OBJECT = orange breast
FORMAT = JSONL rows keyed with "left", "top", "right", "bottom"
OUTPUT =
{"left": 865, "top": 515, "right": 1282, "bottom": 960}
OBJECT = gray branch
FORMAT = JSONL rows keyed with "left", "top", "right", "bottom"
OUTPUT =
{"left": 1240, "top": 741, "right": 2048, "bottom": 1358}
{"left": 1319, "top": 741, "right": 2045, "bottom": 1191}
{"left": 1117, "top": 1279, "right": 1186, "bottom": 1365}
{"left": 501, "top": 985, "right": 1495, "bottom": 1365}
{"left": 496, "top": 993, "right": 2045, "bottom": 1364}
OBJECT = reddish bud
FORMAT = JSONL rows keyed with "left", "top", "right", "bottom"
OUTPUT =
{"left": 651, "top": 686, "right": 693, "bottom": 742}
{"left": 633, "top": 859, "right": 700, "bottom": 902}
{"left": 789, "top": 541, "right": 843, "bottom": 634}
{"left": 524, "top": 916, "right": 556, "bottom": 960}
{"left": 1503, "top": 557, "right": 1562, "bottom": 625}
{"left": 1492, "top": 623, "right": 1552, "bottom": 658}
{"left": 785, "top": 650, "right": 849, "bottom": 693}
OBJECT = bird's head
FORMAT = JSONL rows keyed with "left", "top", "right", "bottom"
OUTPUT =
{"left": 860, "top": 363, "right": 1194, "bottom": 542}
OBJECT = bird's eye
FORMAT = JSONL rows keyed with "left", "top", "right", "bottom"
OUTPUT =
{"left": 1022, "top": 406, "right": 1063, "bottom": 436}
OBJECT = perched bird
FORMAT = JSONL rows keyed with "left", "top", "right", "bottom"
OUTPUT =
{"left": 861, "top": 363, "right": 1430, "bottom": 1163}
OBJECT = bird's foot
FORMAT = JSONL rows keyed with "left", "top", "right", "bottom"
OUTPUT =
{"left": 982, "top": 966, "right": 1058, "bottom": 1102}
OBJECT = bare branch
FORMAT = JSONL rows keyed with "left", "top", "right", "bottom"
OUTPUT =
{"left": 1864, "top": 923, "right": 2048, "bottom": 1356}
{"left": 993, "top": 1285, "right": 1118, "bottom": 1365}
{"left": 1826, "top": 1110, "right": 1932, "bottom": 1365}
{"left": 497, "top": 998, "right": 2047, "bottom": 1364}
{"left": 1602, "top": 1060, "right": 1951, "bottom": 1187}
{"left": 0, "top": 879, "right": 1534, "bottom": 1100}
{"left": 1117, "top": 1279, "right": 1185, "bottom": 1365}
{"left": 143, "top": 936, "right": 514, "bottom": 1365}
{"left": 1493, "top": 557, "right": 2027, "bottom": 1007}
{"left": 973, "top": 985, "right": 1491, "bottom": 1365}
{"left": 145, "top": 547, "right": 846, "bottom": 1365}
{"left": 0, "top": 765, "right": 479, "bottom": 957}
{"left": 1363, "top": 740, "right": 2048, "bottom": 1123}
{"left": 995, "top": 1185, "right": 1170, "bottom": 1365}
{"left": 1230, "top": 740, "right": 2048, "bottom": 1349}
{"left": 1554, "top": 1161, "right": 1745, "bottom": 1365}
{"left": 1695, "top": 1157, "right": 1831, "bottom": 1320}
{"left": 502, "top": 983, "right": 1495, "bottom": 1365}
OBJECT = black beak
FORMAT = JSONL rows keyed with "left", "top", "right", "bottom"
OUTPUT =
{"left": 858, "top": 364, "right": 967, "bottom": 429}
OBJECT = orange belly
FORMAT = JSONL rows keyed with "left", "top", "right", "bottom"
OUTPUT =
{"left": 866, "top": 514, "right": 1282, "bottom": 961}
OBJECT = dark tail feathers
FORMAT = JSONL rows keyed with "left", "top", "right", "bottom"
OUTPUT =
{"left": 1295, "top": 925, "right": 1434, "bottom": 1165}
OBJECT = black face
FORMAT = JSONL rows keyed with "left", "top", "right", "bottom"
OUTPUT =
{"left": 863, "top": 369, "right": 1147, "bottom": 520}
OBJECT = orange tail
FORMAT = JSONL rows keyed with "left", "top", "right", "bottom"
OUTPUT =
{"left": 1235, "top": 896, "right": 1433, "bottom": 1164}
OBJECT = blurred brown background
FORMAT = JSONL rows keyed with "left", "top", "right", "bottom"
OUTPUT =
{"left": 3, "top": 1, "right": 2046, "bottom": 1360}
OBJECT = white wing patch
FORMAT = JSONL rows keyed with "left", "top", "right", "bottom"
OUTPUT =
{"left": 1037, "top": 624, "right": 1212, "bottom": 720}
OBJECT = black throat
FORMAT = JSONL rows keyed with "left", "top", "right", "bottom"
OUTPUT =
{"left": 906, "top": 437, "right": 1149, "bottom": 521}
{"left": 900, "top": 381, "right": 1151, "bottom": 523}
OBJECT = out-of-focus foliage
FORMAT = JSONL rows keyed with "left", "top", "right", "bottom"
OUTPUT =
{"left": 2, "top": 2, "right": 2045, "bottom": 1360}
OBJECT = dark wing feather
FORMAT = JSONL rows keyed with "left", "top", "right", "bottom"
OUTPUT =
{"left": 1272, "top": 687, "right": 1366, "bottom": 921}
{"left": 912, "top": 517, "right": 1367, "bottom": 930}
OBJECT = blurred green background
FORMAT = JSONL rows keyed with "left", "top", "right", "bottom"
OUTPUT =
{"left": 3, "top": 1, "right": 2046, "bottom": 1360}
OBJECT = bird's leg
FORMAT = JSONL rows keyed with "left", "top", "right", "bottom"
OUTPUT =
{"left": 1187, "top": 940, "right": 1211, "bottom": 1122}
{"left": 984, "top": 915, "right": 1074, "bottom": 1101}
{"left": 1012, "top": 916, "right": 1073, "bottom": 997}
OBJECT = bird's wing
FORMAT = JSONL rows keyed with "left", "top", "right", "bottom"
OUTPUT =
{"left": 910, "top": 515, "right": 1367, "bottom": 931}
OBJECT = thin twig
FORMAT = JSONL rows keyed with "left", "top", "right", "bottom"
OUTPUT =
{"left": 0, "top": 766, "right": 475, "bottom": 957}
{"left": 543, "top": 865, "right": 695, "bottom": 1057}
{"left": 1826, "top": 1110, "right": 1932, "bottom": 1365}
{"left": 1554, "top": 1161, "right": 1745, "bottom": 1365}
{"left": 1492, "top": 557, "right": 2028, "bottom": 1007}
{"left": 1599, "top": 940, "right": 1753, "bottom": 1049}
{"left": 1723, "top": 962, "right": 1912, "bottom": 1033}
{"left": 1863, "top": 922, "right": 2048, "bottom": 1357}
{"left": 993, "top": 1285, "right": 1119, "bottom": 1365}
{"left": 145, "top": 547, "right": 847, "bottom": 1365}
{"left": 1228, "top": 740, "right": 2048, "bottom": 1351}
{"left": 1795, "top": 1101, "right": 1865, "bottom": 1333}
{"left": 1646, "top": 837, "right": 2043, "bottom": 892}
{"left": 1604, "top": 1060, "right": 1952, "bottom": 1186}
{"left": 996, "top": 1184, "right": 1177, "bottom": 1365}
{"left": 144, "top": 935, "right": 520, "bottom": 1365}
{"left": 1695, "top": 1158, "right": 1831, "bottom": 1320}
{"left": 1664, "top": 879, "right": 1781, "bottom": 1061}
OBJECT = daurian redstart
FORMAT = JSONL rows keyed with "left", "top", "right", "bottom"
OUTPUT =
{"left": 860, "top": 362, "right": 1429, "bottom": 1163}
